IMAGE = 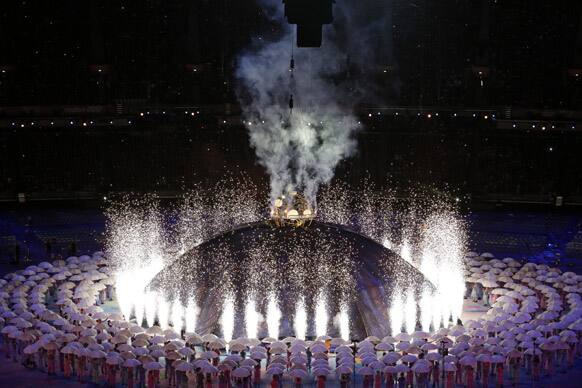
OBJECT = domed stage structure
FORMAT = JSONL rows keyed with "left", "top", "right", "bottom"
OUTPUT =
{"left": 148, "top": 221, "right": 434, "bottom": 339}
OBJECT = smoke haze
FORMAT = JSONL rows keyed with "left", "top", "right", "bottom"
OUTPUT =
{"left": 236, "top": 0, "right": 393, "bottom": 204}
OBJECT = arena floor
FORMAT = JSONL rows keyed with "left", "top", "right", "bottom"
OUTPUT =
{"left": 2, "top": 205, "right": 582, "bottom": 387}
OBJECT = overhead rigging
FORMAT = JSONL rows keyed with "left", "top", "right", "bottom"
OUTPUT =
{"left": 283, "top": 0, "right": 335, "bottom": 48}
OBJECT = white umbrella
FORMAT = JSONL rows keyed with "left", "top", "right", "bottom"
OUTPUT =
{"left": 401, "top": 354, "right": 418, "bottom": 364}
{"left": 232, "top": 367, "right": 251, "bottom": 378}
{"left": 289, "top": 369, "right": 309, "bottom": 380}
{"left": 411, "top": 361, "right": 430, "bottom": 373}
{"left": 176, "top": 361, "right": 193, "bottom": 372}
{"left": 144, "top": 361, "right": 163, "bottom": 370}
{"left": 393, "top": 364, "right": 409, "bottom": 373}
{"left": 312, "top": 368, "right": 330, "bottom": 377}
{"left": 394, "top": 333, "right": 411, "bottom": 342}
{"left": 357, "top": 366, "right": 374, "bottom": 376}
{"left": 199, "top": 364, "right": 219, "bottom": 374}
{"left": 250, "top": 352, "right": 267, "bottom": 360}
{"left": 382, "top": 353, "right": 401, "bottom": 364}
{"left": 396, "top": 341, "right": 411, "bottom": 351}
{"left": 124, "top": 358, "right": 142, "bottom": 368}
{"left": 375, "top": 342, "right": 393, "bottom": 351}
{"left": 336, "top": 365, "right": 353, "bottom": 375}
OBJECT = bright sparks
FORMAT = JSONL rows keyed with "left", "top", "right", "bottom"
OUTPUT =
{"left": 266, "top": 294, "right": 281, "bottom": 340}
{"left": 145, "top": 291, "right": 157, "bottom": 327}
{"left": 315, "top": 294, "right": 329, "bottom": 338}
{"left": 294, "top": 299, "right": 307, "bottom": 340}
{"left": 171, "top": 299, "right": 184, "bottom": 332}
{"left": 158, "top": 295, "right": 170, "bottom": 330}
{"left": 245, "top": 298, "right": 259, "bottom": 340}
{"left": 157, "top": 294, "right": 170, "bottom": 330}
{"left": 404, "top": 288, "right": 417, "bottom": 334}
{"left": 419, "top": 211, "right": 467, "bottom": 328}
{"left": 221, "top": 295, "right": 235, "bottom": 343}
{"left": 105, "top": 178, "right": 468, "bottom": 343}
{"left": 420, "top": 288, "right": 433, "bottom": 332}
{"left": 185, "top": 297, "right": 199, "bottom": 333}
{"left": 339, "top": 304, "right": 350, "bottom": 341}
{"left": 400, "top": 239, "right": 413, "bottom": 265}
{"left": 390, "top": 293, "right": 404, "bottom": 335}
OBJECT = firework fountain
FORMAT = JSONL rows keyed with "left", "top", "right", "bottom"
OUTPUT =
{"left": 106, "top": 199, "right": 167, "bottom": 325}
{"left": 221, "top": 295, "right": 235, "bottom": 344}
{"left": 106, "top": 178, "right": 467, "bottom": 341}
{"left": 294, "top": 299, "right": 308, "bottom": 341}
{"left": 266, "top": 294, "right": 282, "bottom": 340}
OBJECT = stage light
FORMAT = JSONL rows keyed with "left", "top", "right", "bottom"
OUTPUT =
{"left": 283, "top": 0, "right": 334, "bottom": 47}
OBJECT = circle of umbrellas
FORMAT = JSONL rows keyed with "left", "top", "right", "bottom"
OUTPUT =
{"left": 1, "top": 251, "right": 582, "bottom": 387}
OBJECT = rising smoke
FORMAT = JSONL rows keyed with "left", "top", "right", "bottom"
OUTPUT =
{"left": 236, "top": 0, "right": 393, "bottom": 204}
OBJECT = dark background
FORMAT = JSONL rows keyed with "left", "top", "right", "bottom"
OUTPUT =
{"left": 1, "top": 113, "right": 581, "bottom": 205}
{"left": 1, "top": 0, "right": 581, "bottom": 107}
{"left": 0, "top": 1, "right": 581, "bottom": 205}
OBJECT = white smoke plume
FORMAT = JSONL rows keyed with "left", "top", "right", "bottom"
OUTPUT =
{"left": 236, "top": 0, "right": 392, "bottom": 205}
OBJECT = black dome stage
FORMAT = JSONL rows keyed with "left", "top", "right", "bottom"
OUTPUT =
{"left": 148, "top": 221, "right": 434, "bottom": 339}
